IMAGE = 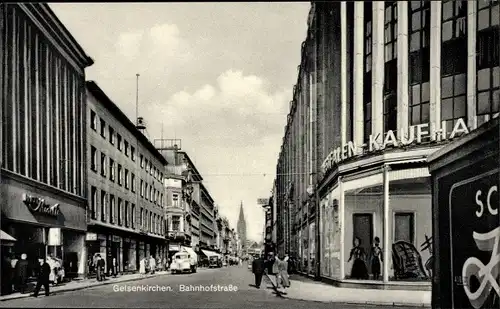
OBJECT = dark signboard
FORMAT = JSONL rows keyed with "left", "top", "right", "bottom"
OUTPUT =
{"left": 23, "top": 193, "right": 61, "bottom": 217}
{"left": 448, "top": 168, "right": 499, "bottom": 309}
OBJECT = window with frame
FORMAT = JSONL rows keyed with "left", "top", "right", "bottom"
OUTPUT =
{"left": 109, "top": 158, "right": 115, "bottom": 182}
{"left": 118, "top": 198, "right": 122, "bottom": 226}
{"left": 441, "top": 0, "right": 467, "bottom": 132}
{"left": 117, "top": 134, "right": 122, "bottom": 151}
{"left": 101, "top": 190, "right": 107, "bottom": 222}
{"left": 109, "top": 126, "right": 115, "bottom": 144}
{"left": 101, "top": 153, "right": 107, "bottom": 177}
{"left": 150, "top": 187, "right": 153, "bottom": 202}
{"left": 149, "top": 163, "right": 153, "bottom": 175}
{"left": 141, "top": 179, "right": 144, "bottom": 197}
{"left": 145, "top": 183, "right": 149, "bottom": 200}
{"left": 409, "top": 0, "right": 431, "bottom": 126}
{"left": 125, "top": 201, "right": 129, "bottom": 227}
{"left": 131, "top": 147, "right": 136, "bottom": 161}
{"left": 100, "top": 118, "right": 106, "bottom": 138}
{"left": 91, "top": 146, "right": 97, "bottom": 172}
{"left": 118, "top": 164, "right": 123, "bottom": 186}
{"left": 90, "top": 186, "right": 97, "bottom": 220}
{"left": 476, "top": 0, "right": 500, "bottom": 126}
{"left": 140, "top": 154, "right": 144, "bottom": 168}
{"left": 364, "top": 2, "right": 373, "bottom": 143}
{"left": 125, "top": 169, "right": 129, "bottom": 189}
{"left": 140, "top": 208, "right": 144, "bottom": 229}
{"left": 173, "top": 194, "right": 179, "bottom": 207}
{"left": 90, "top": 110, "right": 97, "bottom": 131}
{"left": 131, "top": 204, "right": 135, "bottom": 228}
{"left": 150, "top": 213, "right": 153, "bottom": 233}
{"left": 172, "top": 216, "right": 180, "bottom": 231}
{"left": 131, "top": 173, "right": 136, "bottom": 192}
{"left": 384, "top": 1, "right": 398, "bottom": 132}
{"left": 125, "top": 141, "right": 129, "bottom": 157}
{"left": 160, "top": 194, "right": 164, "bottom": 208}
{"left": 394, "top": 212, "right": 415, "bottom": 244}
{"left": 110, "top": 194, "right": 115, "bottom": 224}
{"left": 145, "top": 159, "right": 149, "bottom": 172}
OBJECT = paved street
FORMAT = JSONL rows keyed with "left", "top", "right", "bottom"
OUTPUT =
{"left": 1, "top": 265, "right": 423, "bottom": 309}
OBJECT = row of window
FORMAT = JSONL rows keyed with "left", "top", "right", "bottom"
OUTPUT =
{"left": 89, "top": 110, "right": 164, "bottom": 185}
{"left": 90, "top": 145, "right": 164, "bottom": 208}
{"left": 90, "top": 186, "right": 164, "bottom": 235}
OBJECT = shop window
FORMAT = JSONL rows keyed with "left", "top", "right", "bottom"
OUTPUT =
{"left": 100, "top": 118, "right": 106, "bottom": 138}
{"left": 364, "top": 2, "right": 373, "bottom": 143}
{"left": 90, "top": 110, "right": 97, "bottom": 131}
{"left": 476, "top": 1, "right": 500, "bottom": 123}
{"left": 125, "top": 169, "right": 129, "bottom": 189}
{"left": 90, "top": 186, "right": 97, "bottom": 220}
{"left": 109, "top": 158, "right": 115, "bottom": 182}
{"left": 117, "top": 134, "right": 122, "bottom": 151}
{"left": 131, "top": 146, "right": 136, "bottom": 161}
{"left": 101, "top": 153, "right": 107, "bottom": 177}
{"left": 131, "top": 173, "right": 136, "bottom": 192}
{"left": 109, "top": 126, "right": 115, "bottom": 145}
{"left": 118, "top": 198, "right": 122, "bottom": 226}
{"left": 172, "top": 216, "right": 180, "bottom": 231}
{"left": 101, "top": 191, "right": 107, "bottom": 222}
{"left": 118, "top": 164, "right": 122, "bottom": 186}
{"left": 394, "top": 213, "right": 415, "bottom": 244}
{"left": 110, "top": 194, "right": 115, "bottom": 224}
{"left": 90, "top": 146, "right": 97, "bottom": 172}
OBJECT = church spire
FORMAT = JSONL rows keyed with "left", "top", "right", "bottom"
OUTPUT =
{"left": 237, "top": 201, "right": 247, "bottom": 251}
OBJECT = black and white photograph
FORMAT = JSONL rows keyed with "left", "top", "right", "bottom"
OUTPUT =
{"left": 0, "top": 1, "right": 499, "bottom": 309}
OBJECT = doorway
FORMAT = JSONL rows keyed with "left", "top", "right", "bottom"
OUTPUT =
{"left": 352, "top": 214, "right": 373, "bottom": 257}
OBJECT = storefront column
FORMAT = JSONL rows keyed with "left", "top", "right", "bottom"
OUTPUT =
{"left": 429, "top": 1, "right": 442, "bottom": 139}
{"left": 79, "top": 240, "right": 88, "bottom": 277}
{"left": 467, "top": 1, "right": 477, "bottom": 130}
{"left": 382, "top": 165, "right": 390, "bottom": 283}
{"left": 353, "top": 1, "right": 364, "bottom": 147}
{"left": 339, "top": 177, "right": 345, "bottom": 280}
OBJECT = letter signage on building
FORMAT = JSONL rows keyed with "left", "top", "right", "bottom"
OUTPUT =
{"left": 321, "top": 118, "right": 470, "bottom": 174}
{"left": 23, "top": 194, "right": 61, "bottom": 217}
{"left": 449, "top": 168, "right": 499, "bottom": 309}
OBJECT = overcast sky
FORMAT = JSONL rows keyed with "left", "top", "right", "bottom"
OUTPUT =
{"left": 50, "top": 2, "right": 310, "bottom": 242}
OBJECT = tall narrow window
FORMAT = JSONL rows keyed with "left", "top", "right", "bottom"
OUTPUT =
{"left": 125, "top": 201, "right": 129, "bottom": 227}
{"left": 409, "top": 0, "right": 431, "bottom": 126}
{"left": 131, "top": 204, "right": 136, "bottom": 228}
{"left": 118, "top": 198, "right": 122, "bottom": 226}
{"left": 125, "top": 169, "right": 129, "bottom": 189}
{"left": 364, "top": 2, "right": 373, "bottom": 143}
{"left": 109, "top": 126, "right": 115, "bottom": 144}
{"left": 90, "top": 186, "right": 97, "bottom": 220}
{"left": 383, "top": 1, "right": 398, "bottom": 132}
{"left": 125, "top": 141, "right": 129, "bottom": 157}
{"left": 141, "top": 179, "right": 144, "bottom": 197}
{"left": 90, "top": 110, "right": 97, "bottom": 130}
{"left": 140, "top": 154, "right": 144, "bottom": 168}
{"left": 109, "top": 158, "right": 115, "bottom": 182}
{"left": 100, "top": 153, "right": 106, "bottom": 177}
{"left": 441, "top": 0, "right": 467, "bottom": 133}
{"left": 131, "top": 146, "right": 136, "bottom": 161}
{"left": 476, "top": 0, "right": 500, "bottom": 126}
{"left": 110, "top": 194, "right": 115, "bottom": 224}
{"left": 101, "top": 190, "right": 107, "bottom": 222}
{"left": 117, "top": 164, "right": 122, "bottom": 186}
{"left": 90, "top": 146, "right": 97, "bottom": 172}
{"left": 140, "top": 208, "right": 144, "bottom": 229}
{"left": 117, "top": 134, "right": 122, "bottom": 151}
{"left": 100, "top": 118, "right": 106, "bottom": 138}
{"left": 131, "top": 173, "right": 136, "bottom": 192}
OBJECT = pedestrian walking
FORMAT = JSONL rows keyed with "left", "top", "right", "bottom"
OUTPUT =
{"left": 96, "top": 255, "right": 105, "bottom": 281}
{"left": 33, "top": 258, "right": 50, "bottom": 297}
{"left": 251, "top": 253, "right": 266, "bottom": 289}
{"left": 112, "top": 257, "right": 118, "bottom": 277}
{"left": 276, "top": 253, "right": 290, "bottom": 294}
{"left": 139, "top": 257, "right": 146, "bottom": 275}
{"left": 149, "top": 256, "right": 156, "bottom": 274}
{"left": 14, "top": 253, "right": 29, "bottom": 294}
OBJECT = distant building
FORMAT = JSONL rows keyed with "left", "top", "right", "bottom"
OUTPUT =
{"left": 236, "top": 202, "right": 247, "bottom": 253}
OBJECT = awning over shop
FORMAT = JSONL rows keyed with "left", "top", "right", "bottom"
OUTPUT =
{"left": 202, "top": 249, "right": 220, "bottom": 258}
{"left": 0, "top": 230, "right": 16, "bottom": 242}
{"left": 181, "top": 246, "right": 197, "bottom": 259}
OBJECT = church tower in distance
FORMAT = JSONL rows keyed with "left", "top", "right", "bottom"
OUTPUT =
{"left": 237, "top": 201, "right": 247, "bottom": 254}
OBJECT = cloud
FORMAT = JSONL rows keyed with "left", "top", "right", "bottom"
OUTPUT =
{"left": 115, "top": 30, "right": 144, "bottom": 60}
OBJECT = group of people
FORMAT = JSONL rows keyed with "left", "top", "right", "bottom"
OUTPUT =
{"left": 348, "top": 236, "right": 383, "bottom": 280}
{"left": 1, "top": 253, "right": 53, "bottom": 297}
{"left": 251, "top": 253, "right": 291, "bottom": 294}
{"left": 139, "top": 256, "right": 159, "bottom": 275}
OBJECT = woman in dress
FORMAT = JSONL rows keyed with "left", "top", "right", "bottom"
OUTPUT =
{"left": 370, "top": 236, "right": 383, "bottom": 280}
{"left": 139, "top": 257, "right": 146, "bottom": 275}
{"left": 348, "top": 237, "right": 369, "bottom": 279}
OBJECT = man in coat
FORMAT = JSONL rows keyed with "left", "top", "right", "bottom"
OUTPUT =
{"left": 252, "top": 253, "right": 266, "bottom": 289}
{"left": 33, "top": 258, "right": 50, "bottom": 297}
{"left": 15, "top": 253, "right": 29, "bottom": 294}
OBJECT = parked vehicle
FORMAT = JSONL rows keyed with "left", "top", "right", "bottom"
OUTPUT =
{"left": 208, "top": 256, "right": 222, "bottom": 268}
{"left": 170, "top": 252, "right": 197, "bottom": 274}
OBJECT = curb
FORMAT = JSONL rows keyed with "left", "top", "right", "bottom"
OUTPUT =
{"left": 265, "top": 273, "right": 430, "bottom": 308}
{"left": 0, "top": 272, "right": 168, "bottom": 302}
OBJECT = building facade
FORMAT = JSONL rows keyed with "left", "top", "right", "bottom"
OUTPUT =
{"left": 0, "top": 3, "right": 93, "bottom": 281}
{"left": 85, "top": 81, "right": 168, "bottom": 275}
{"left": 273, "top": 0, "right": 499, "bottom": 287}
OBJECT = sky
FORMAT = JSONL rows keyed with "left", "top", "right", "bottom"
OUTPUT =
{"left": 50, "top": 2, "right": 310, "bottom": 242}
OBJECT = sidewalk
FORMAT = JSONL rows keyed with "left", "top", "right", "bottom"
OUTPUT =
{"left": 264, "top": 273, "right": 431, "bottom": 307}
{"left": 0, "top": 271, "right": 169, "bottom": 302}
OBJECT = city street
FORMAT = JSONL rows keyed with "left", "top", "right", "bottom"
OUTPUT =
{"left": 0, "top": 265, "right": 422, "bottom": 309}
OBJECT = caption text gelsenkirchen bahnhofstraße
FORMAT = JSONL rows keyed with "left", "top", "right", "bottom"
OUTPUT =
{"left": 113, "top": 284, "right": 239, "bottom": 293}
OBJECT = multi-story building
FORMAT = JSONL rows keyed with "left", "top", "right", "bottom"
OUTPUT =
{"left": 0, "top": 3, "right": 93, "bottom": 283}
{"left": 199, "top": 182, "right": 216, "bottom": 249}
{"left": 85, "top": 81, "right": 168, "bottom": 274}
{"left": 272, "top": 0, "right": 499, "bottom": 288}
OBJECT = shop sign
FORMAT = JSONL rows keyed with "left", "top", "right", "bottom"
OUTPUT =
{"left": 85, "top": 233, "right": 97, "bottom": 241}
{"left": 23, "top": 194, "right": 61, "bottom": 217}
{"left": 321, "top": 118, "right": 470, "bottom": 173}
{"left": 48, "top": 228, "right": 62, "bottom": 246}
{"left": 450, "top": 168, "right": 499, "bottom": 309}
